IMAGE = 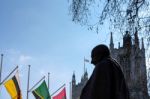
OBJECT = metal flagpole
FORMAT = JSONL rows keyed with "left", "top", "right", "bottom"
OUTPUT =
{"left": 0, "top": 54, "right": 3, "bottom": 84}
{"left": 27, "top": 65, "right": 31, "bottom": 99}
{"left": 51, "top": 84, "right": 66, "bottom": 96}
{"left": 0, "top": 54, "right": 3, "bottom": 98}
{"left": 0, "top": 66, "right": 18, "bottom": 85}
{"left": 70, "top": 82, "right": 72, "bottom": 99}
{"left": 29, "top": 76, "right": 45, "bottom": 92}
{"left": 84, "top": 56, "right": 85, "bottom": 75}
{"left": 48, "top": 72, "right": 50, "bottom": 89}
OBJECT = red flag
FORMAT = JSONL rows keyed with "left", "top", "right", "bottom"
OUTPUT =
{"left": 53, "top": 87, "right": 66, "bottom": 99}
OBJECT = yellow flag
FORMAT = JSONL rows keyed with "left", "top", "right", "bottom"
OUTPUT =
{"left": 4, "top": 71, "right": 22, "bottom": 99}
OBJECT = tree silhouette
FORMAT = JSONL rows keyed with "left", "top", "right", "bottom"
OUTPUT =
{"left": 69, "top": 0, "right": 150, "bottom": 43}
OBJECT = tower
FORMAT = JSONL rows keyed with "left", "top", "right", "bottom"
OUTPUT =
{"left": 109, "top": 31, "right": 149, "bottom": 99}
{"left": 72, "top": 70, "right": 88, "bottom": 99}
{"left": 123, "top": 31, "right": 132, "bottom": 49}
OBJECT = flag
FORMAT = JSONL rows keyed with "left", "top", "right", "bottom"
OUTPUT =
{"left": 32, "top": 80, "right": 51, "bottom": 99}
{"left": 52, "top": 87, "right": 66, "bottom": 99}
{"left": 4, "top": 71, "right": 22, "bottom": 99}
{"left": 84, "top": 58, "right": 89, "bottom": 62}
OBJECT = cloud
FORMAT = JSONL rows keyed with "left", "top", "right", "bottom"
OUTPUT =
{"left": 2, "top": 49, "right": 33, "bottom": 65}
{"left": 19, "top": 55, "right": 32, "bottom": 65}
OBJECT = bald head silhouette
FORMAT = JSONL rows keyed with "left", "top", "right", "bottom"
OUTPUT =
{"left": 91, "top": 44, "right": 110, "bottom": 65}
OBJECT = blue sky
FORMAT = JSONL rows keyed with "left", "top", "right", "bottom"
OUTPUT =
{"left": 1, "top": 0, "right": 149, "bottom": 99}
{"left": 0, "top": 0, "right": 112, "bottom": 99}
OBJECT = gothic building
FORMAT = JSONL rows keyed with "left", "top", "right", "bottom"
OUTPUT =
{"left": 72, "top": 70, "right": 88, "bottom": 99}
{"left": 72, "top": 31, "right": 149, "bottom": 99}
{"left": 110, "top": 31, "right": 149, "bottom": 99}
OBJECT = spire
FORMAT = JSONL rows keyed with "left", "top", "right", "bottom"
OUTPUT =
{"left": 142, "top": 38, "right": 145, "bottom": 50}
{"left": 84, "top": 68, "right": 88, "bottom": 79}
{"left": 72, "top": 71, "right": 75, "bottom": 79}
{"left": 118, "top": 42, "right": 120, "bottom": 48}
{"left": 110, "top": 32, "right": 114, "bottom": 50}
{"left": 134, "top": 27, "right": 139, "bottom": 48}
{"left": 72, "top": 71, "right": 76, "bottom": 86}
{"left": 110, "top": 32, "right": 113, "bottom": 44}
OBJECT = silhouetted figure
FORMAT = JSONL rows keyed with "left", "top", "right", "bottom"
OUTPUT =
{"left": 80, "top": 44, "right": 130, "bottom": 99}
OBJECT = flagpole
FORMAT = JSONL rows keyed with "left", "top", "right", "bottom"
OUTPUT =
{"left": 48, "top": 72, "right": 50, "bottom": 89}
{"left": 70, "top": 82, "right": 72, "bottom": 99}
{"left": 29, "top": 76, "right": 45, "bottom": 92}
{"left": 84, "top": 56, "right": 85, "bottom": 75}
{"left": 0, "top": 66, "right": 18, "bottom": 85}
{"left": 51, "top": 84, "right": 65, "bottom": 96}
{"left": 0, "top": 54, "right": 3, "bottom": 84}
{"left": 27, "top": 65, "right": 31, "bottom": 99}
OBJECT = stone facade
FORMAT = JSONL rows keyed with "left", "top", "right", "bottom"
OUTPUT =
{"left": 72, "top": 31, "right": 149, "bottom": 99}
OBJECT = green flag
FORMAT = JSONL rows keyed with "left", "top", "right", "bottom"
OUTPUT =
{"left": 32, "top": 80, "right": 51, "bottom": 99}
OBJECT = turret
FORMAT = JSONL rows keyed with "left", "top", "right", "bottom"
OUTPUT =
{"left": 72, "top": 72, "right": 76, "bottom": 86}
{"left": 118, "top": 42, "right": 120, "bottom": 48}
{"left": 141, "top": 38, "right": 145, "bottom": 50}
{"left": 123, "top": 31, "right": 132, "bottom": 49}
{"left": 110, "top": 32, "right": 114, "bottom": 51}
{"left": 141, "top": 38, "right": 145, "bottom": 59}
{"left": 134, "top": 28, "right": 139, "bottom": 48}
{"left": 84, "top": 69, "right": 88, "bottom": 80}
{"left": 81, "top": 69, "right": 88, "bottom": 84}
